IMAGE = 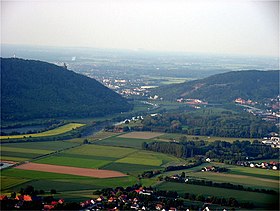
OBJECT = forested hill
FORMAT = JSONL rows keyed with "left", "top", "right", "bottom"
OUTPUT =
{"left": 152, "top": 70, "right": 279, "bottom": 102}
{"left": 1, "top": 58, "right": 132, "bottom": 121}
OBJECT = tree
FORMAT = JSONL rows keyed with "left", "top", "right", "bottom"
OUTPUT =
{"left": 181, "top": 172, "right": 185, "bottom": 178}
{"left": 10, "top": 192, "right": 16, "bottom": 198}
{"left": 50, "top": 189, "right": 57, "bottom": 194}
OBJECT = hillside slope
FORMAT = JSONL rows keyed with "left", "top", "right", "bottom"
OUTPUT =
{"left": 152, "top": 70, "right": 279, "bottom": 102}
{"left": 1, "top": 58, "right": 132, "bottom": 120}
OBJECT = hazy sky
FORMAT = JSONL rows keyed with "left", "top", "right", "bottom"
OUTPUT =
{"left": 1, "top": 0, "right": 279, "bottom": 57}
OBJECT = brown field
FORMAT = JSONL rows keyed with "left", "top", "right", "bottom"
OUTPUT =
{"left": 118, "top": 132, "right": 164, "bottom": 139}
{"left": 15, "top": 162, "right": 127, "bottom": 178}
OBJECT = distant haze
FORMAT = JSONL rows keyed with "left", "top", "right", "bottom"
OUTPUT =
{"left": 1, "top": 0, "right": 279, "bottom": 57}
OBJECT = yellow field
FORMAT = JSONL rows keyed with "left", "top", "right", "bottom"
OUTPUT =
{"left": 0, "top": 123, "right": 85, "bottom": 140}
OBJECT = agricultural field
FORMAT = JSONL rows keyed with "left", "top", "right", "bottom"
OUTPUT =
{"left": 15, "top": 163, "right": 127, "bottom": 178}
{"left": 95, "top": 136, "right": 156, "bottom": 149}
{"left": 156, "top": 182, "right": 278, "bottom": 209}
{"left": 1, "top": 141, "right": 186, "bottom": 200}
{"left": 1, "top": 168, "right": 138, "bottom": 201}
{"left": 0, "top": 123, "right": 85, "bottom": 140}
{"left": 34, "top": 144, "right": 185, "bottom": 176}
{"left": 1, "top": 131, "right": 278, "bottom": 208}
{"left": 0, "top": 141, "right": 80, "bottom": 162}
{"left": 161, "top": 162, "right": 279, "bottom": 191}
{"left": 118, "top": 132, "right": 163, "bottom": 139}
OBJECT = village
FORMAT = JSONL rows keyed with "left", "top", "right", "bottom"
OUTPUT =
{"left": 0, "top": 185, "right": 189, "bottom": 211}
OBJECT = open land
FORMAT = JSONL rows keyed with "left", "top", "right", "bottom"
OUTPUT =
{"left": 118, "top": 131, "right": 164, "bottom": 139}
{"left": 1, "top": 131, "right": 278, "bottom": 208}
{"left": 15, "top": 162, "right": 127, "bottom": 178}
{"left": 0, "top": 123, "right": 85, "bottom": 140}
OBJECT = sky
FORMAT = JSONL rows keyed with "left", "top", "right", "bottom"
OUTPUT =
{"left": 1, "top": 0, "right": 279, "bottom": 57}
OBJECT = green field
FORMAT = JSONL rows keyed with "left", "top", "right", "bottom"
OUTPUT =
{"left": 1, "top": 131, "right": 279, "bottom": 207}
{"left": 1, "top": 141, "right": 80, "bottom": 162}
{"left": 34, "top": 144, "right": 185, "bottom": 176}
{"left": 1, "top": 168, "right": 138, "bottom": 201}
{"left": 95, "top": 136, "right": 157, "bottom": 149}
{"left": 161, "top": 162, "right": 279, "bottom": 191}
{"left": 0, "top": 123, "right": 85, "bottom": 140}
{"left": 156, "top": 182, "right": 278, "bottom": 209}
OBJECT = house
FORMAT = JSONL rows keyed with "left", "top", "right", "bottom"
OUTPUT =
{"left": 202, "top": 166, "right": 215, "bottom": 172}
{"left": 235, "top": 98, "right": 246, "bottom": 104}
{"left": 156, "top": 203, "right": 163, "bottom": 210}
{"left": 170, "top": 174, "right": 180, "bottom": 180}
{"left": 43, "top": 204, "right": 55, "bottom": 210}
{"left": 96, "top": 196, "right": 104, "bottom": 202}
{"left": 272, "top": 166, "right": 278, "bottom": 170}
{"left": 15, "top": 195, "right": 32, "bottom": 201}
{"left": 250, "top": 163, "right": 255, "bottom": 168}
{"left": 131, "top": 203, "right": 139, "bottom": 210}
{"left": 0, "top": 195, "right": 8, "bottom": 200}
{"left": 205, "top": 158, "right": 211, "bottom": 162}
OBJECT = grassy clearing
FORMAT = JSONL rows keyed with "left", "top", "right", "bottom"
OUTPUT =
{"left": 0, "top": 123, "right": 85, "bottom": 139}
{"left": 157, "top": 182, "right": 278, "bottom": 208}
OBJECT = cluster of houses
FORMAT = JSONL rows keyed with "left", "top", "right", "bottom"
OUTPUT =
{"left": 235, "top": 97, "right": 280, "bottom": 124}
{"left": 79, "top": 186, "right": 182, "bottom": 211}
{"left": 235, "top": 98, "right": 257, "bottom": 105}
{"left": 0, "top": 194, "right": 65, "bottom": 210}
{"left": 262, "top": 132, "right": 280, "bottom": 148}
{"left": 0, "top": 186, "right": 186, "bottom": 211}
{"left": 236, "top": 160, "right": 279, "bottom": 170}
{"left": 176, "top": 98, "right": 208, "bottom": 109}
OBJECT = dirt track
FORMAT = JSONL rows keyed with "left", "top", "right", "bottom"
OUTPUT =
{"left": 15, "top": 162, "right": 127, "bottom": 178}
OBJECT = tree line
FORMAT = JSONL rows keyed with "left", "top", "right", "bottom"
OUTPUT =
{"left": 142, "top": 140, "right": 279, "bottom": 162}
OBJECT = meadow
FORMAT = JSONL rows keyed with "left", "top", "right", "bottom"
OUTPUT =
{"left": 95, "top": 136, "right": 156, "bottom": 149}
{"left": 0, "top": 123, "right": 85, "bottom": 140}
{"left": 156, "top": 182, "right": 278, "bottom": 209}
{"left": 161, "top": 162, "right": 279, "bottom": 191}
{"left": 1, "top": 141, "right": 80, "bottom": 162}
{"left": 34, "top": 144, "right": 185, "bottom": 176}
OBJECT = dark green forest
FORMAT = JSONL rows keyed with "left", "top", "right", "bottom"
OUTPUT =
{"left": 152, "top": 70, "right": 279, "bottom": 102}
{"left": 140, "top": 110, "right": 277, "bottom": 138}
{"left": 1, "top": 58, "right": 132, "bottom": 121}
{"left": 143, "top": 140, "right": 279, "bottom": 162}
